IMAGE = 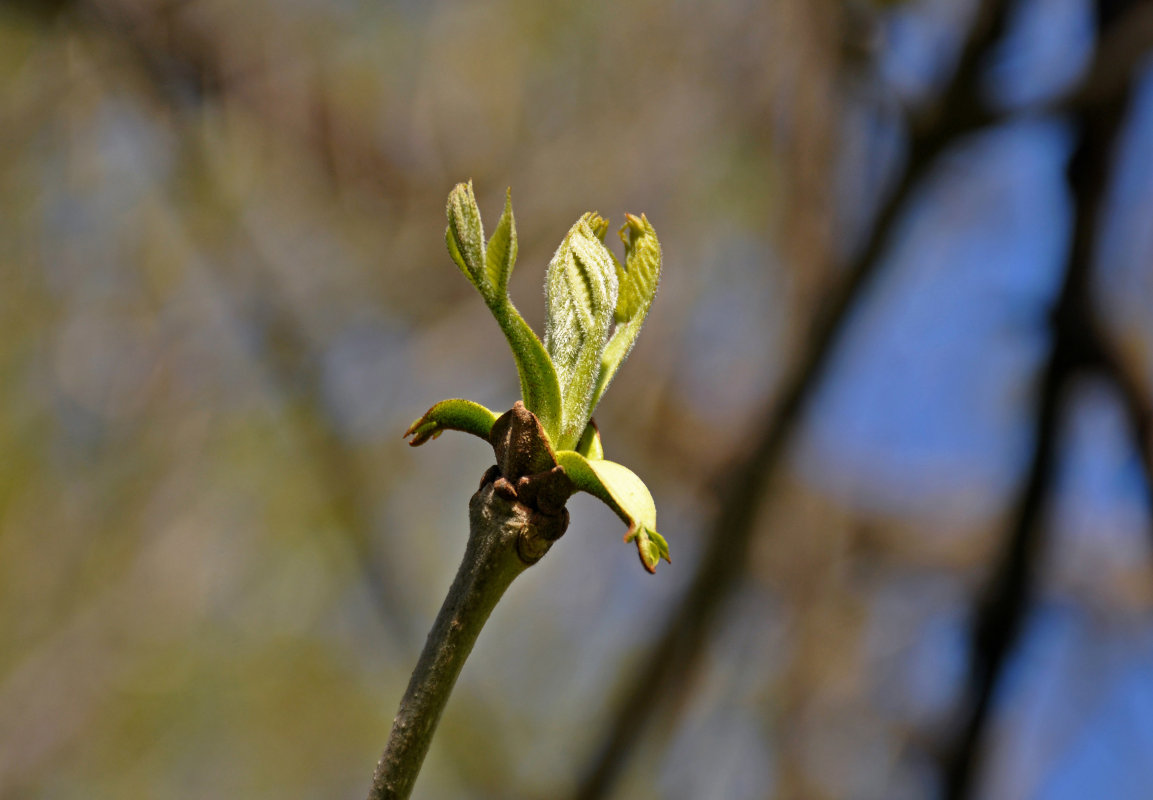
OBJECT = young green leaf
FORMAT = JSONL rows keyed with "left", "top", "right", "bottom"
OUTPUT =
{"left": 445, "top": 181, "right": 492, "bottom": 303}
{"left": 476, "top": 188, "right": 562, "bottom": 439}
{"left": 485, "top": 188, "right": 516, "bottom": 300}
{"left": 404, "top": 398, "right": 499, "bottom": 446}
{"left": 495, "top": 310, "right": 563, "bottom": 441}
{"left": 443, "top": 183, "right": 563, "bottom": 441}
{"left": 554, "top": 450, "right": 669, "bottom": 573}
{"left": 545, "top": 213, "right": 619, "bottom": 449}
{"left": 590, "top": 213, "right": 662, "bottom": 411}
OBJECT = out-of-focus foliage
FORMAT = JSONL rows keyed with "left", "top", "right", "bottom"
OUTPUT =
{"left": 1, "top": 0, "right": 1152, "bottom": 798}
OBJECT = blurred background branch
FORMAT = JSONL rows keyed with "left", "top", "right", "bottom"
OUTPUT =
{"left": 945, "top": 3, "right": 1152, "bottom": 796}
{"left": 573, "top": 1, "right": 1017, "bottom": 795}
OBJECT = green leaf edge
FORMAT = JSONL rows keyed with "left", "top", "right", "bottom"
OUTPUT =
{"left": 404, "top": 398, "right": 498, "bottom": 447}
{"left": 575, "top": 420, "right": 604, "bottom": 460}
{"left": 493, "top": 306, "right": 563, "bottom": 443}
{"left": 555, "top": 449, "right": 669, "bottom": 573}
{"left": 590, "top": 213, "right": 662, "bottom": 412}
{"left": 485, "top": 188, "right": 516, "bottom": 299}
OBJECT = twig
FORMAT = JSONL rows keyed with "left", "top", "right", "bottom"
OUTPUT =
{"left": 367, "top": 478, "right": 567, "bottom": 799}
{"left": 942, "top": 1, "right": 1143, "bottom": 794}
{"left": 573, "top": 1, "right": 1153, "bottom": 793}
{"left": 1096, "top": 348, "right": 1153, "bottom": 523}
{"left": 1057, "top": 1, "right": 1153, "bottom": 116}
{"left": 939, "top": 307, "right": 1071, "bottom": 800}
{"left": 571, "top": 3, "right": 1014, "bottom": 797}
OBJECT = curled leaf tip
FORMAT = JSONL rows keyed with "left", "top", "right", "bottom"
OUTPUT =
{"left": 586, "top": 212, "right": 610, "bottom": 242}
{"left": 620, "top": 213, "right": 645, "bottom": 240}
{"left": 403, "top": 399, "right": 499, "bottom": 447}
{"left": 640, "top": 550, "right": 657, "bottom": 574}
{"left": 403, "top": 419, "right": 445, "bottom": 447}
{"left": 403, "top": 425, "right": 427, "bottom": 446}
{"left": 624, "top": 524, "right": 670, "bottom": 573}
{"left": 590, "top": 212, "right": 661, "bottom": 410}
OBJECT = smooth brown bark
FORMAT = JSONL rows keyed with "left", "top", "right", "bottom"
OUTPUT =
{"left": 367, "top": 481, "right": 567, "bottom": 800}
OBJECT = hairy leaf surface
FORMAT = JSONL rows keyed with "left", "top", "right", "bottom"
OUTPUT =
{"left": 444, "top": 182, "right": 562, "bottom": 440}
{"left": 404, "top": 398, "right": 499, "bottom": 446}
{"left": 485, "top": 189, "right": 516, "bottom": 299}
{"left": 445, "top": 181, "right": 490, "bottom": 302}
{"left": 545, "top": 213, "right": 618, "bottom": 449}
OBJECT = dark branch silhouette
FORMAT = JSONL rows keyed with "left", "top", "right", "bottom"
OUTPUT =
{"left": 943, "top": 2, "right": 1146, "bottom": 797}
{"left": 1097, "top": 349, "right": 1153, "bottom": 521}
{"left": 572, "top": 2, "right": 1018, "bottom": 797}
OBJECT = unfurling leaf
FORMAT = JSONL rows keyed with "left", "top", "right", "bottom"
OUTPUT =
{"left": 545, "top": 213, "right": 619, "bottom": 450}
{"left": 446, "top": 181, "right": 491, "bottom": 302}
{"left": 485, "top": 188, "right": 516, "bottom": 300}
{"left": 444, "top": 182, "right": 563, "bottom": 440}
{"left": 554, "top": 449, "right": 668, "bottom": 573}
{"left": 404, "top": 398, "right": 498, "bottom": 446}
{"left": 586, "top": 213, "right": 610, "bottom": 242}
{"left": 615, "top": 214, "right": 661, "bottom": 322}
{"left": 591, "top": 213, "right": 662, "bottom": 410}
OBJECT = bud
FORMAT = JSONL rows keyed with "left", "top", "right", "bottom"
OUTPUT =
{"left": 445, "top": 181, "right": 491, "bottom": 303}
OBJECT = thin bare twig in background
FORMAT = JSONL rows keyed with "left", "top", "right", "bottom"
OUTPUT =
{"left": 1098, "top": 349, "right": 1153, "bottom": 513}
{"left": 943, "top": 2, "right": 1148, "bottom": 795}
{"left": 577, "top": 1, "right": 1153, "bottom": 791}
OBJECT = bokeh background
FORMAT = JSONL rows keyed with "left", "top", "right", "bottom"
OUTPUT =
{"left": 3, "top": 0, "right": 1153, "bottom": 797}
